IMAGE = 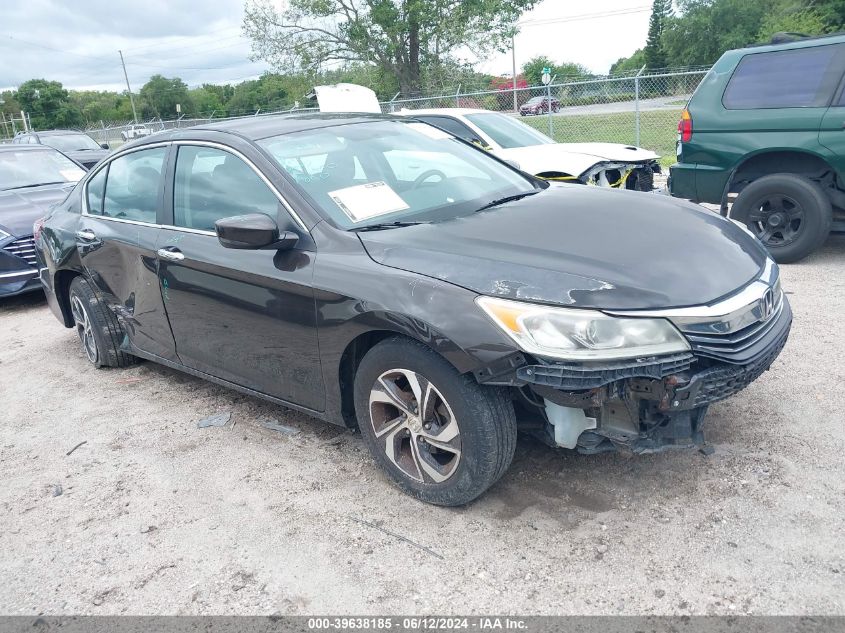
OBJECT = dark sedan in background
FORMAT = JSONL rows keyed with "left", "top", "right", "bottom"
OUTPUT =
{"left": 12, "top": 130, "right": 110, "bottom": 169}
{"left": 35, "top": 113, "right": 790, "bottom": 506}
{"left": 1, "top": 145, "right": 84, "bottom": 297}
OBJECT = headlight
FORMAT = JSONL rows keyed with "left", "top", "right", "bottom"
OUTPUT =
{"left": 0, "top": 227, "right": 11, "bottom": 242}
{"left": 476, "top": 296, "right": 690, "bottom": 361}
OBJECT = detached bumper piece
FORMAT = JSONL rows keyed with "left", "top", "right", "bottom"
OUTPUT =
{"left": 519, "top": 300, "right": 792, "bottom": 455}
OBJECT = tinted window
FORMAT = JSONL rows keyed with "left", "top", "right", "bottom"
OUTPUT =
{"left": 173, "top": 146, "right": 279, "bottom": 231}
{"left": 416, "top": 116, "right": 481, "bottom": 143}
{"left": 42, "top": 133, "right": 101, "bottom": 152}
{"left": 723, "top": 44, "right": 845, "bottom": 109}
{"left": 86, "top": 167, "right": 107, "bottom": 215}
{"left": 102, "top": 147, "right": 166, "bottom": 223}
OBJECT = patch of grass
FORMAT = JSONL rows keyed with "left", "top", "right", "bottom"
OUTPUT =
{"left": 521, "top": 109, "right": 681, "bottom": 168}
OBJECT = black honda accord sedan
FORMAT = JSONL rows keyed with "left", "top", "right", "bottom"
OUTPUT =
{"left": 35, "top": 113, "right": 791, "bottom": 505}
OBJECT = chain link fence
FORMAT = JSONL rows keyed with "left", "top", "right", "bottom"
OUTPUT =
{"left": 384, "top": 69, "right": 709, "bottom": 165}
{"left": 81, "top": 105, "right": 321, "bottom": 149}
{"left": 3, "top": 69, "right": 709, "bottom": 165}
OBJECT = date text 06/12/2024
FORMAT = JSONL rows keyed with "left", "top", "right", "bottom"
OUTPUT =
{"left": 307, "top": 618, "right": 528, "bottom": 630}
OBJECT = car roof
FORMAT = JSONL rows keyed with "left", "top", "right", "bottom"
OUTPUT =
{"left": 397, "top": 108, "right": 493, "bottom": 117}
{"left": 32, "top": 129, "right": 88, "bottom": 137}
{"left": 0, "top": 144, "right": 56, "bottom": 153}
{"left": 188, "top": 112, "right": 398, "bottom": 141}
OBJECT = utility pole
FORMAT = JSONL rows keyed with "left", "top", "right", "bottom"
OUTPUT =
{"left": 119, "top": 50, "right": 139, "bottom": 124}
{"left": 511, "top": 33, "right": 518, "bottom": 113}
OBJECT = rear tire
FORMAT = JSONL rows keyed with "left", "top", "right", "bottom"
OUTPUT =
{"left": 354, "top": 337, "right": 516, "bottom": 506}
{"left": 69, "top": 277, "right": 136, "bottom": 368}
{"left": 730, "top": 173, "right": 831, "bottom": 263}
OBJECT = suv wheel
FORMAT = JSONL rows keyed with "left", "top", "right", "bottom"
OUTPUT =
{"left": 731, "top": 173, "right": 832, "bottom": 263}
{"left": 69, "top": 277, "right": 137, "bottom": 368}
{"left": 354, "top": 337, "right": 516, "bottom": 506}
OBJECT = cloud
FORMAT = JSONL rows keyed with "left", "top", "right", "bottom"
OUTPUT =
{"left": 1, "top": 0, "right": 650, "bottom": 93}
{"left": 0, "top": 0, "right": 269, "bottom": 91}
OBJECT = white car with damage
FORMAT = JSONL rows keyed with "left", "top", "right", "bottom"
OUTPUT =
{"left": 398, "top": 108, "right": 661, "bottom": 190}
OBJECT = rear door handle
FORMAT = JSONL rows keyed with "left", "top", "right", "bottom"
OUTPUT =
{"left": 75, "top": 229, "right": 97, "bottom": 241}
{"left": 157, "top": 248, "right": 185, "bottom": 262}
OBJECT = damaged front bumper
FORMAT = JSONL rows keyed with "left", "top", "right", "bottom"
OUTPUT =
{"left": 477, "top": 294, "right": 792, "bottom": 454}
{"left": 579, "top": 160, "right": 661, "bottom": 191}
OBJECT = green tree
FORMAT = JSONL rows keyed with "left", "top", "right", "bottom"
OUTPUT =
{"left": 243, "top": 0, "right": 540, "bottom": 96}
{"left": 661, "top": 0, "right": 767, "bottom": 66}
{"left": 522, "top": 56, "right": 590, "bottom": 87}
{"left": 139, "top": 75, "right": 193, "bottom": 118}
{"left": 226, "top": 73, "right": 298, "bottom": 115}
{"left": 609, "top": 49, "right": 646, "bottom": 75}
{"left": 188, "top": 86, "right": 227, "bottom": 117}
{"left": 644, "top": 0, "right": 672, "bottom": 69}
{"left": 16, "top": 79, "right": 82, "bottom": 130}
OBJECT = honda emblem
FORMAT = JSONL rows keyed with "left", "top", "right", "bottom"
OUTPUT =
{"left": 759, "top": 288, "right": 775, "bottom": 322}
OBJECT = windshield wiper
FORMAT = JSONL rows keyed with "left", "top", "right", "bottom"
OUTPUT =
{"left": 9, "top": 181, "right": 65, "bottom": 190}
{"left": 352, "top": 221, "right": 427, "bottom": 232}
{"left": 474, "top": 190, "right": 539, "bottom": 213}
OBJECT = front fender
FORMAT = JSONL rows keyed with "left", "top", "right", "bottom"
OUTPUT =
{"left": 311, "top": 223, "right": 520, "bottom": 426}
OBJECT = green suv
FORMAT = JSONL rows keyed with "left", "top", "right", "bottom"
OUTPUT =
{"left": 670, "top": 33, "right": 845, "bottom": 262}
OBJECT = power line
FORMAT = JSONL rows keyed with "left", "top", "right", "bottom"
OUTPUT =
{"left": 0, "top": 34, "right": 115, "bottom": 62}
{"left": 119, "top": 25, "right": 242, "bottom": 53}
{"left": 127, "top": 35, "right": 246, "bottom": 61}
{"left": 518, "top": 6, "right": 653, "bottom": 27}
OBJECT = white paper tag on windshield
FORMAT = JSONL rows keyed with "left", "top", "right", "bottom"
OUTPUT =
{"left": 406, "top": 122, "right": 453, "bottom": 140}
{"left": 60, "top": 168, "right": 85, "bottom": 181}
{"left": 328, "top": 181, "right": 410, "bottom": 222}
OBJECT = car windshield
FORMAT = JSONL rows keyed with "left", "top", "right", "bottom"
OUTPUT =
{"left": 526, "top": 97, "right": 545, "bottom": 104}
{"left": 41, "top": 134, "right": 101, "bottom": 152}
{"left": 464, "top": 112, "right": 555, "bottom": 149}
{"left": 259, "top": 119, "right": 537, "bottom": 229}
{"left": 0, "top": 149, "right": 85, "bottom": 191}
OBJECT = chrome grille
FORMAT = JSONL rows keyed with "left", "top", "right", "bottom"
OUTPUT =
{"left": 682, "top": 294, "right": 787, "bottom": 364}
{"left": 607, "top": 261, "right": 790, "bottom": 366}
{"left": 2, "top": 236, "right": 37, "bottom": 268}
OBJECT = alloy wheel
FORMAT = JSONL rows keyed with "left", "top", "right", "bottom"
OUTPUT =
{"left": 368, "top": 368, "right": 462, "bottom": 484}
{"left": 71, "top": 295, "right": 98, "bottom": 364}
{"left": 747, "top": 194, "right": 805, "bottom": 247}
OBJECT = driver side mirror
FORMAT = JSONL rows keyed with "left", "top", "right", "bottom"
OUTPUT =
{"left": 215, "top": 213, "right": 299, "bottom": 251}
{"left": 100, "top": 143, "right": 110, "bottom": 150}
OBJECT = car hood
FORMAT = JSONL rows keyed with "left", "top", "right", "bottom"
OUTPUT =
{"left": 497, "top": 143, "right": 659, "bottom": 177}
{"left": 358, "top": 186, "right": 768, "bottom": 311}
{"left": 0, "top": 184, "right": 74, "bottom": 237}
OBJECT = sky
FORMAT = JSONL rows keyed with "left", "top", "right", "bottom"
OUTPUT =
{"left": 0, "top": 0, "right": 652, "bottom": 93}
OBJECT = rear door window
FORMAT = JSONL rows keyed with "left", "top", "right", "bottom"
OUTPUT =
{"left": 102, "top": 147, "right": 166, "bottom": 223}
{"left": 723, "top": 44, "right": 845, "bottom": 109}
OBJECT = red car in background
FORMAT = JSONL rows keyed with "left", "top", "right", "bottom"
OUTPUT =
{"left": 520, "top": 96, "right": 561, "bottom": 115}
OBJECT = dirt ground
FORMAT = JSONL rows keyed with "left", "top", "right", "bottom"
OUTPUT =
{"left": 1, "top": 236, "right": 844, "bottom": 616}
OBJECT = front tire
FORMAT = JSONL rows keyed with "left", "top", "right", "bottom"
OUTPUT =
{"left": 354, "top": 337, "right": 516, "bottom": 506}
{"left": 730, "top": 173, "right": 832, "bottom": 263}
{"left": 69, "top": 277, "right": 136, "bottom": 368}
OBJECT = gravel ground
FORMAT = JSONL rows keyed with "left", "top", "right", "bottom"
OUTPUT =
{"left": 1, "top": 236, "right": 844, "bottom": 616}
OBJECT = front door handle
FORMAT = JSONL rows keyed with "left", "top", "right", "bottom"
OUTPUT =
{"left": 157, "top": 247, "right": 185, "bottom": 262}
{"left": 75, "top": 229, "right": 97, "bottom": 241}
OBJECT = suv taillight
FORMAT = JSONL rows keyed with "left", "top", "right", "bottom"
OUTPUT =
{"left": 678, "top": 109, "right": 693, "bottom": 143}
